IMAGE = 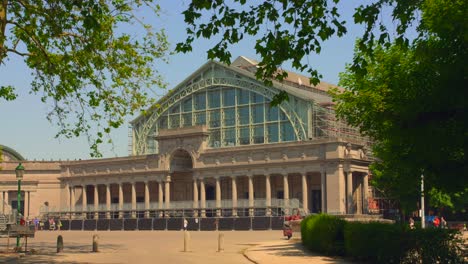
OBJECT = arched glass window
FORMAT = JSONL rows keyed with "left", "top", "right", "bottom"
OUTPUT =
{"left": 151, "top": 86, "right": 300, "bottom": 150}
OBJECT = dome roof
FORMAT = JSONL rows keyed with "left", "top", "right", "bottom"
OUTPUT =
{"left": 0, "top": 144, "right": 25, "bottom": 161}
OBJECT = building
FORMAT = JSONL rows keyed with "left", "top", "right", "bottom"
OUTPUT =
{"left": 1, "top": 56, "right": 371, "bottom": 221}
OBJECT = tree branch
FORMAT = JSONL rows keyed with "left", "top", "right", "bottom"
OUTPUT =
{"left": 6, "top": 48, "right": 30, "bottom": 56}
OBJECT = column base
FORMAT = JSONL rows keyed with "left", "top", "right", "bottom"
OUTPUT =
{"left": 201, "top": 209, "right": 206, "bottom": 218}
{"left": 144, "top": 211, "right": 150, "bottom": 218}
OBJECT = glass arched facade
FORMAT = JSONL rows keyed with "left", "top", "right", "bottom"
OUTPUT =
{"left": 147, "top": 86, "right": 300, "bottom": 153}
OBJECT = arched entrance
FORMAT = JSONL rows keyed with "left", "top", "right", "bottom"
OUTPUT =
{"left": 169, "top": 149, "right": 193, "bottom": 203}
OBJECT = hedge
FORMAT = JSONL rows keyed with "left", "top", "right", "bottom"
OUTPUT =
{"left": 344, "top": 221, "right": 409, "bottom": 263}
{"left": 301, "top": 214, "right": 345, "bottom": 256}
{"left": 301, "top": 214, "right": 464, "bottom": 263}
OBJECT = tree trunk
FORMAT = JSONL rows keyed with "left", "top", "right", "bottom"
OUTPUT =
{"left": 0, "top": 0, "right": 7, "bottom": 64}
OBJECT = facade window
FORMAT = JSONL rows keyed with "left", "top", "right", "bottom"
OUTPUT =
{"left": 169, "top": 114, "right": 180, "bottom": 128}
{"left": 208, "top": 89, "right": 220, "bottom": 108}
{"left": 251, "top": 92, "right": 264, "bottom": 103}
{"left": 266, "top": 105, "right": 279, "bottom": 121}
{"left": 182, "top": 97, "right": 192, "bottom": 112}
{"left": 223, "top": 128, "right": 236, "bottom": 147}
{"left": 223, "top": 108, "right": 235, "bottom": 127}
{"left": 252, "top": 104, "right": 264, "bottom": 123}
{"left": 237, "top": 89, "right": 249, "bottom": 105}
{"left": 159, "top": 116, "right": 168, "bottom": 129}
{"left": 209, "top": 129, "right": 221, "bottom": 147}
{"left": 209, "top": 110, "right": 220, "bottom": 128}
{"left": 239, "top": 127, "right": 250, "bottom": 145}
{"left": 223, "top": 88, "right": 235, "bottom": 107}
{"left": 195, "top": 112, "right": 206, "bottom": 126}
{"left": 182, "top": 113, "right": 192, "bottom": 127}
{"left": 238, "top": 106, "right": 249, "bottom": 125}
{"left": 281, "top": 122, "right": 295, "bottom": 142}
{"left": 194, "top": 92, "right": 206, "bottom": 110}
{"left": 253, "top": 125, "right": 264, "bottom": 144}
{"left": 267, "top": 123, "right": 279, "bottom": 143}
{"left": 170, "top": 104, "right": 180, "bottom": 114}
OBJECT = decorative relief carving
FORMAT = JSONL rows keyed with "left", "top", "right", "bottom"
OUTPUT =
{"left": 301, "top": 152, "right": 306, "bottom": 159}
{"left": 231, "top": 156, "right": 236, "bottom": 164}
{"left": 282, "top": 153, "right": 288, "bottom": 160}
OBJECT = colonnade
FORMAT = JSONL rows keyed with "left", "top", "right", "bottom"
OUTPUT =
{"left": 1, "top": 190, "right": 31, "bottom": 216}
{"left": 65, "top": 170, "right": 368, "bottom": 219}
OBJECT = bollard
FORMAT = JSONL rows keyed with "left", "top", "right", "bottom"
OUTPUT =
{"left": 183, "top": 231, "right": 190, "bottom": 252}
{"left": 217, "top": 233, "right": 224, "bottom": 252}
{"left": 92, "top": 234, "right": 99, "bottom": 252}
{"left": 56, "top": 235, "right": 63, "bottom": 253}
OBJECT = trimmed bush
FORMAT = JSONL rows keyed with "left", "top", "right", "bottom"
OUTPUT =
{"left": 302, "top": 214, "right": 464, "bottom": 263}
{"left": 402, "top": 228, "right": 464, "bottom": 264}
{"left": 301, "top": 214, "right": 345, "bottom": 256}
{"left": 344, "top": 221, "right": 408, "bottom": 263}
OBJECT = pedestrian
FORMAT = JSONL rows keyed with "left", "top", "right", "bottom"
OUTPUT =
{"left": 409, "top": 217, "right": 415, "bottom": 229}
{"left": 440, "top": 216, "right": 447, "bottom": 229}
{"left": 433, "top": 216, "right": 440, "bottom": 228}
{"left": 33, "top": 217, "right": 39, "bottom": 231}
{"left": 57, "top": 219, "right": 62, "bottom": 231}
{"left": 183, "top": 218, "right": 188, "bottom": 231}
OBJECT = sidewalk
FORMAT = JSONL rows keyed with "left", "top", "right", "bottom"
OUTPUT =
{"left": 244, "top": 239, "right": 351, "bottom": 264}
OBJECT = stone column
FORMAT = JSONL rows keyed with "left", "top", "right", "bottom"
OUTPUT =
{"left": 231, "top": 177, "right": 238, "bottom": 217}
{"left": 347, "top": 171, "right": 353, "bottom": 214}
{"left": 321, "top": 170, "right": 326, "bottom": 213}
{"left": 64, "top": 183, "right": 70, "bottom": 213}
{"left": 158, "top": 180, "right": 163, "bottom": 217}
{"left": 265, "top": 174, "right": 271, "bottom": 216}
{"left": 106, "top": 184, "right": 111, "bottom": 219}
{"left": 363, "top": 173, "right": 369, "bottom": 214}
{"left": 283, "top": 174, "right": 289, "bottom": 215}
{"left": 165, "top": 176, "right": 171, "bottom": 211}
{"left": 215, "top": 177, "right": 221, "bottom": 217}
{"left": 248, "top": 175, "right": 254, "bottom": 216}
{"left": 118, "top": 183, "right": 123, "bottom": 219}
{"left": 193, "top": 178, "right": 199, "bottom": 217}
{"left": 70, "top": 187, "right": 75, "bottom": 214}
{"left": 82, "top": 185, "right": 87, "bottom": 218}
{"left": 144, "top": 181, "right": 150, "bottom": 218}
{"left": 131, "top": 182, "right": 137, "bottom": 218}
{"left": 2, "top": 192, "right": 7, "bottom": 213}
{"left": 301, "top": 173, "right": 308, "bottom": 214}
{"left": 200, "top": 178, "right": 206, "bottom": 217}
{"left": 27, "top": 191, "right": 30, "bottom": 217}
{"left": 94, "top": 184, "right": 99, "bottom": 219}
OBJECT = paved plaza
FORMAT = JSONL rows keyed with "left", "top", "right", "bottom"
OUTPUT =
{"left": 0, "top": 230, "right": 281, "bottom": 264}
{"left": 0, "top": 230, "right": 357, "bottom": 264}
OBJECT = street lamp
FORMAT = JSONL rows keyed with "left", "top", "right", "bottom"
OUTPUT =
{"left": 15, "top": 163, "right": 24, "bottom": 250}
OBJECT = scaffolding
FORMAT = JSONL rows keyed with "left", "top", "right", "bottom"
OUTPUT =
{"left": 313, "top": 101, "right": 374, "bottom": 159}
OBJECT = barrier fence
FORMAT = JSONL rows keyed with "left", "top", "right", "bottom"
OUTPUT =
{"left": 38, "top": 216, "right": 286, "bottom": 231}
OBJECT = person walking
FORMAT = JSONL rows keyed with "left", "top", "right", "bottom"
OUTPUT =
{"left": 409, "top": 217, "right": 415, "bottom": 229}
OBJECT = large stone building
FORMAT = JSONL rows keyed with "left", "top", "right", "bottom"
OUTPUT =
{"left": 1, "top": 56, "right": 371, "bottom": 221}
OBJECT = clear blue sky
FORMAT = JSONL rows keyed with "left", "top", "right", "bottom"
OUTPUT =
{"left": 0, "top": 1, "right": 366, "bottom": 160}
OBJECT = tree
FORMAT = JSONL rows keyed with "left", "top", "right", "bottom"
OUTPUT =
{"left": 334, "top": 0, "right": 467, "bottom": 199}
{"left": 178, "top": 0, "right": 467, "bottom": 203}
{"left": 177, "top": 0, "right": 420, "bottom": 104}
{"left": 0, "top": 0, "right": 169, "bottom": 157}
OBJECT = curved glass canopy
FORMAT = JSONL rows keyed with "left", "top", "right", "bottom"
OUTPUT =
{"left": 147, "top": 86, "right": 298, "bottom": 153}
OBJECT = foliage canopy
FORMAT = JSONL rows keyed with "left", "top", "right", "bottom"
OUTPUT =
{"left": 0, "top": 0, "right": 169, "bottom": 157}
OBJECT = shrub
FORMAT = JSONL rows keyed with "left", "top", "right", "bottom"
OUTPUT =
{"left": 301, "top": 214, "right": 345, "bottom": 256}
{"left": 344, "top": 221, "right": 408, "bottom": 263}
{"left": 402, "top": 228, "right": 464, "bottom": 264}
